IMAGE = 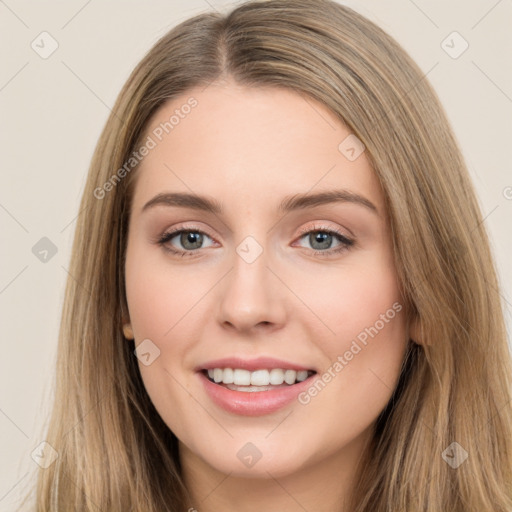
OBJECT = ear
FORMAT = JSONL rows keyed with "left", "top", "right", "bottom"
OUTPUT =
{"left": 122, "top": 320, "right": 134, "bottom": 340}
{"left": 121, "top": 301, "right": 134, "bottom": 340}
{"left": 408, "top": 314, "right": 425, "bottom": 346}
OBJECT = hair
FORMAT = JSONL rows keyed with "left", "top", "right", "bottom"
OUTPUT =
{"left": 21, "top": 0, "right": 512, "bottom": 510}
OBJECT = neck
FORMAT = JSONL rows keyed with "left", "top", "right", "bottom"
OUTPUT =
{"left": 179, "top": 431, "right": 372, "bottom": 512}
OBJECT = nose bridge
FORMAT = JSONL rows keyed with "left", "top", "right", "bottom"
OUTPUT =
{"left": 216, "top": 234, "right": 286, "bottom": 331}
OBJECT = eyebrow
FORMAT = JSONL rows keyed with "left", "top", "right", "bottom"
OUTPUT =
{"left": 141, "top": 190, "right": 379, "bottom": 216}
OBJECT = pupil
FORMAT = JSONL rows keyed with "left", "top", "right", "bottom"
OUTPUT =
{"left": 311, "top": 232, "right": 331, "bottom": 250}
{"left": 182, "top": 232, "right": 202, "bottom": 249}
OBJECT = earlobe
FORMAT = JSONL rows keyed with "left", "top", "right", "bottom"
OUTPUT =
{"left": 122, "top": 322, "right": 134, "bottom": 340}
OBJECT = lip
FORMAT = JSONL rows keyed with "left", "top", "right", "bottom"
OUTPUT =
{"left": 197, "top": 367, "right": 317, "bottom": 417}
{"left": 196, "top": 356, "right": 315, "bottom": 373}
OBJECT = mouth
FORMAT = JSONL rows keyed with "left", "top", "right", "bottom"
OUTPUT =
{"left": 197, "top": 362, "right": 318, "bottom": 416}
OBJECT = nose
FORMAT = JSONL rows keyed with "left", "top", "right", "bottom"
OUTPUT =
{"left": 215, "top": 242, "right": 288, "bottom": 335}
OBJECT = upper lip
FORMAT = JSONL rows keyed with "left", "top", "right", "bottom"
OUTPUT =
{"left": 196, "top": 357, "right": 316, "bottom": 373}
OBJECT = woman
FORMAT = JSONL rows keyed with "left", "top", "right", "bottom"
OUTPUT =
{"left": 25, "top": 0, "right": 512, "bottom": 510}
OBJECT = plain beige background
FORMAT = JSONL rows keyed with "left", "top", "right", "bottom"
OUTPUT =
{"left": 1, "top": 0, "right": 511, "bottom": 509}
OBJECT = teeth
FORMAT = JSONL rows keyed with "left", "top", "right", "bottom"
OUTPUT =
{"left": 213, "top": 368, "right": 223, "bottom": 383}
{"left": 205, "top": 368, "right": 313, "bottom": 386}
{"left": 223, "top": 367, "right": 234, "bottom": 384}
{"left": 251, "top": 369, "right": 270, "bottom": 386}
{"left": 284, "top": 369, "right": 296, "bottom": 385}
{"left": 296, "top": 370, "right": 308, "bottom": 382}
{"left": 233, "top": 369, "right": 251, "bottom": 386}
{"left": 269, "top": 368, "right": 285, "bottom": 385}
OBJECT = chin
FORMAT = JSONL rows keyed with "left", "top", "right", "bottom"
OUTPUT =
{"left": 185, "top": 434, "right": 315, "bottom": 479}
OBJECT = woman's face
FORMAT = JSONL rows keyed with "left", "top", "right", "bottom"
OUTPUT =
{"left": 124, "top": 80, "right": 410, "bottom": 480}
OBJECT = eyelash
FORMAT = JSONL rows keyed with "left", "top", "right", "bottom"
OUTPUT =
{"left": 296, "top": 224, "right": 354, "bottom": 257}
{"left": 155, "top": 224, "right": 355, "bottom": 258}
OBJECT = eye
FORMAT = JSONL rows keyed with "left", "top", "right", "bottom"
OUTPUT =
{"left": 294, "top": 224, "right": 354, "bottom": 257}
{"left": 156, "top": 226, "right": 216, "bottom": 257}
{"left": 154, "top": 223, "right": 355, "bottom": 258}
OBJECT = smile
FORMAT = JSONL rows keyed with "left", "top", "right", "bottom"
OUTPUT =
{"left": 197, "top": 359, "right": 318, "bottom": 416}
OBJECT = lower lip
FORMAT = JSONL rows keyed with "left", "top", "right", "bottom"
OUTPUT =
{"left": 198, "top": 371, "right": 315, "bottom": 416}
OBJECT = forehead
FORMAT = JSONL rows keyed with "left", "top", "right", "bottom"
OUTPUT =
{"left": 131, "top": 81, "right": 384, "bottom": 215}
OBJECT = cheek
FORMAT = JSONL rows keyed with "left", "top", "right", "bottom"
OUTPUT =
{"left": 124, "top": 246, "right": 204, "bottom": 433}
{"left": 292, "top": 258, "right": 404, "bottom": 352}
{"left": 124, "top": 242, "right": 207, "bottom": 342}
{"left": 296, "top": 258, "right": 408, "bottom": 404}
{"left": 124, "top": 243, "right": 214, "bottom": 406}
{"left": 126, "top": 272, "right": 182, "bottom": 339}
{"left": 295, "top": 263, "right": 408, "bottom": 429}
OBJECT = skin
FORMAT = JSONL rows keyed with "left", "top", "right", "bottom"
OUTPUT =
{"left": 124, "top": 79, "right": 417, "bottom": 511}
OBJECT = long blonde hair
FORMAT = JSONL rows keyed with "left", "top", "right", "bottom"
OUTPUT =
{"left": 23, "top": 0, "right": 512, "bottom": 510}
